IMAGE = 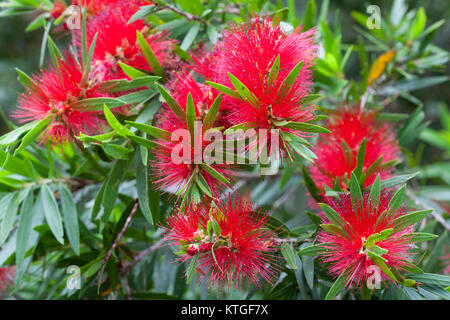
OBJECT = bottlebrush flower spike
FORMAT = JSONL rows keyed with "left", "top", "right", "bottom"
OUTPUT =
{"left": 205, "top": 17, "right": 325, "bottom": 162}
{"left": 310, "top": 106, "right": 401, "bottom": 192}
{"left": 315, "top": 186, "right": 432, "bottom": 294}
{"left": 75, "top": 1, "right": 177, "bottom": 82}
{"left": 151, "top": 72, "right": 233, "bottom": 201}
{"left": 14, "top": 53, "right": 107, "bottom": 144}
{"left": 164, "top": 196, "right": 279, "bottom": 288}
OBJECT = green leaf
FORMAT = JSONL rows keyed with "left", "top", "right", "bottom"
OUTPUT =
{"left": 199, "top": 164, "right": 230, "bottom": 185}
{"left": 156, "top": 83, "right": 186, "bottom": 121}
{"left": 136, "top": 30, "right": 165, "bottom": 79}
{"left": 298, "top": 244, "right": 326, "bottom": 256}
{"left": 205, "top": 81, "right": 241, "bottom": 100}
{"left": 128, "top": 4, "right": 158, "bottom": 23}
{"left": 410, "top": 232, "right": 438, "bottom": 243}
{"left": 125, "top": 121, "right": 171, "bottom": 141}
{"left": 127, "top": 135, "right": 158, "bottom": 149}
{"left": 380, "top": 172, "right": 419, "bottom": 189}
{"left": 0, "top": 121, "right": 37, "bottom": 146}
{"left": 365, "top": 228, "right": 393, "bottom": 247}
{"left": 409, "top": 7, "right": 426, "bottom": 40}
{"left": 186, "top": 93, "right": 196, "bottom": 139}
{"left": 14, "top": 116, "right": 52, "bottom": 154}
{"left": 280, "top": 242, "right": 298, "bottom": 269}
{"left": 267, "top": 55, "right": 280, "bottom": 86}
{"left": 388, "top": 185, "right": 406, "bottom": 213}
{"left": 74, "top": 97, "right": 126, "bottom": 111}
{"left": 102, "top": 159, "right": 129, "bottom": 223}
{"left": 103, "top": 144, "right": 133, "bottom": 159}
{"left": 211, "top": 218, "right": 221, "bottom": 236}
{"left": 103, "top": 105, "right": 134, "bottom": 137}
{"left": 181, "top": 22, "right": 201, "bottom": 51}
{"left": 283, "top": 122, "right": 331, "bottom": 133}
{"left": 303, "top": 0, "right": 316, "bottom": 30}
{"left": 318, "top": 203, "right": 348, "bottom": 229}
{"left": 407, "top": 273, "right": 450, "bottom": 287}
{"left": 367, "top": 251, "right": 398, "bottom": 282}
{"left": 136, "top": 151, "right": 159, "bottom": 226}
{"left": 195, "top": 175, "right": 212, "bottom": 198}
{"left": 277, "top": 61, "right": 303, "bottom": 98}
{"left": 59, "top": 185, "right": 80, "bottom": 255}
{"left": 15, "top": 68, "right": 35, "bottom": 88}
{"left": 325, "top": 272, "right": 348, "bottom": 300}
{"left": 228, "top": 73, "right": 259, "bottom": 107}
{"left": 369, "top": 174, "right": 381, "bottom": 206}
{"left": 202, "top": 94, "right": 222, "bottom": 131}
{"left": 0, "top": 193, "right": 18, "bottom": 246}
{"left": 394, "top": 209, "right": 433, "bottom": 228}
{"left": 119, "top": 62, "right": 149, "bottom": 79}
{"left": 354, "top": 139, "right": 366, "bottom": 183}
{"left": 16, "top": 190, "right": 34, "bottom": 271}
{"left": 186, "top": 255, "right": 199, "bottom": 284}
{"left": 350, "top": 172, "right": 363, "bottom": 208}
{"left": 40, "top": 184, "right": 64, "bottom": 244}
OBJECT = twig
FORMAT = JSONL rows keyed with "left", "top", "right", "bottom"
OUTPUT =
{"left": 156, "top": 2, "right": 209, "bottom": 24}
{"left": 124, "top": 237, "right": 166, "bottom": 273}
{"left": 406, "top": 189, "right": 450, "bottom": 231}
{"left": 96, "top": 200, "right": 139, "bottom": 285}
{"left": 273, "top": 238, "right": 311, "bottom": 246}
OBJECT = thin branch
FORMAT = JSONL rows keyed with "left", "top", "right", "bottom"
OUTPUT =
{"left": 124, "top": 237, "right": 166, "bottom": 273}
{"left": 156, "top": 3, "right": 209, "bottom": 24}
{"left": 96, "top": 200, "right": 139, "bottom": 285}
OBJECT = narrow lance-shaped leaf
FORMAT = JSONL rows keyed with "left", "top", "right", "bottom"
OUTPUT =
{"left": 202, "top": 94, "right": 222, "bottom": 131}
{"left": 369, "top": 174, "right": 381, "bottom": 206}
{"left": 103, "top": 105, "right": 134, "bottom": 137}
{"left": 354, "top": 138, "right": 366, "bottom": 184}
{"left": 200, "top": 164, "right": 230, "bottom": 185}
{"left": 59, "top": 185, "right": 80, "bottom": 255}
{"left": 186, "top": 254, "right": 199, "bottom": 284}
{"left": 156, "top": 83, "right": 186, "bottom": 121}
{"left": 228, "top": 73, "right": 259, "bottom": 107}
{"left": 14, "top": 116, "right": 52, "bottom": 155}
{"left": 186, "top": 93, "right": 196, "bottom": 141}
{"left": 277, "top": 60, "right": 303, "bottom": 98}
{"left": 40, "top": 184, "right": 64, "bottom": 244}
{"left": 136, "top": 30, "right": 165, "bottom": 79}
{"left": 350, "top": 172, "right": 363, "bottom": 212}
{"left": 267, "top": 55, "right": 280, "bottom": 86}
{"left": 0, "top": 193, "right": 19, "bottom": 246}
{"left": 388, "top": 184, "right": 406, "bottom": 214}
{"left": 205, "top": 81, "right": 241, "bottom": 100}
{"left": 325, "top": 271, "right": 349, "bottom": 300}
{"left": 125, "top": 121, "right": 172, "bottom": 141}
{"left": 16, "top": 190, "right": 34, "bottom": 270}
{"left": 280, "top": 242, "right": 298, "bottom": 269}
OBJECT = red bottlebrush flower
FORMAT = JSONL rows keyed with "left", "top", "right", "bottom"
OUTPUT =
{"left": 75, "top": 1, "right": 177, "bottom": 82}
{"left": 0, "top": 266, "right": 14, "bottom": 291}
{"left": 205, "top": 17, "right": 318, "bottom": 159}
{"left": 152, "top": 71, "right": 232, "bottom": 197}
{"left": 164, "top": 196, "right": 279, "bottom": 288}
{"left": 310, "top": 107, "right": 401, "bottom": 191}
{"left": 316, "top": 192, "right": 416, "bottom": 288}
{"left": 14, "top": 53, "right": 107, "bottom": 144}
